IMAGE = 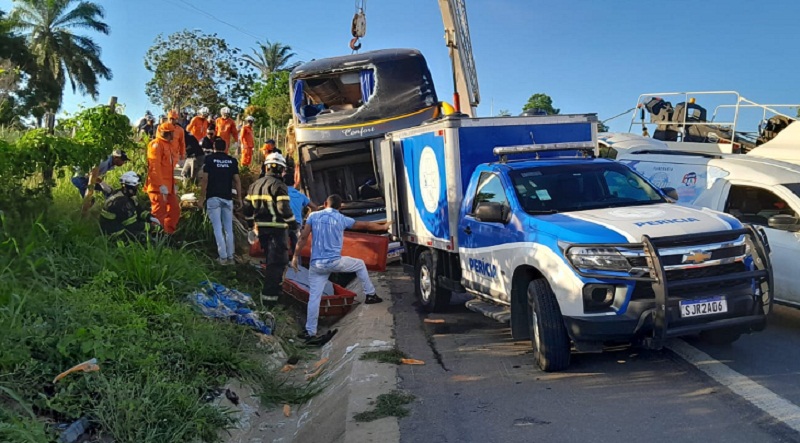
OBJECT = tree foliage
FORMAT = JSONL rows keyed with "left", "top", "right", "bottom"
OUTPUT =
{"left": 9, "top": 0, "right": 112, "bottom": 116}
{"left": 144, "top": 30, "right": 254, "bottom": 114}
{"left": 242, "top": 40, "right": 301, "bottom": 79}
{"left": 523, "top": 93, "right": 560, "bottom": 115}
{"left": 248, "top": 71, "right": 291, "bottom": 126}
{"left": 0, "top": 105, "right": 133, "bottom": 207}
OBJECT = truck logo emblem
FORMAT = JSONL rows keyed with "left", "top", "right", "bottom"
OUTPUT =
{"left": 682, "top": 250, "right": 712, "bottom": 264}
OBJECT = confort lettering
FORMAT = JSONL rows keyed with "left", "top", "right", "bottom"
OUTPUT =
{"left": 634, "top": 217, "right": 700, "bottom": 227}
{"left": 468, "top": 258, "right": 497, "bottom": 278}
{"left": 342, "top": 127, "right": 376, "bottom": 137}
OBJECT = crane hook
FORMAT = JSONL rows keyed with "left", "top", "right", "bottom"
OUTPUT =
{"left": 350, "top": 0, "right": 366, "bottom": 51}
{"left": 349, "top": 37, "right": 362, "bottom": 52}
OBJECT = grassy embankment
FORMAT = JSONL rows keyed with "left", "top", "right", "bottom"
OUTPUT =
{"left": 0, "top": 140, "right": 317, "bottom": 442}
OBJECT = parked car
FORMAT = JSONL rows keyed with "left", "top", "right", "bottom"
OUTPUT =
{"left": 618, "top": 150, "right": 800, "bottom": 306}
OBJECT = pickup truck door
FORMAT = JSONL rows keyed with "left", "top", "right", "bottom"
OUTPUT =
{"left": 718, "top": 181, "right": 800, "bottom": 306}
{"left": 458, "top": 172, "right": 517, "bottom": 302}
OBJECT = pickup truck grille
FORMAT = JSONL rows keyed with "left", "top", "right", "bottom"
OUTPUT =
{"left": 627, "top": 244, "right": 746, "bottom": 268}
{"left": 630, "top": 262, "right": 748, "bottom": 300}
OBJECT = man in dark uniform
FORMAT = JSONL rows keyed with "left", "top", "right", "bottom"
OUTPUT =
{"left": 243, "top": 152, "right": 298, "bottom": 304}
{"left": 100, "top": 171, "right": 154, "bottom": 239}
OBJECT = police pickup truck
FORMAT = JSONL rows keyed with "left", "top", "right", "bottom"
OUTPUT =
{"left": 380, "top": 114, "right": 772, "bottom": 371}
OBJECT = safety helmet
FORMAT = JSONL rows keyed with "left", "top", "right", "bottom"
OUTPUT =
{"left": 199, "top": 106, "right": 209, "bottom": 116}
{"left": 120, "top": 171, "right": 141, "bottom": 187}
{"left": 159, "top": 122, "right": 175, "bottom": 133}
{"left": 220, "top": 107, "right": 231, "bottom": 116}
{"left": 245, "top": 115, "right": 255, "bottom": 122}
{"left": 167, "top": 109, "right": 179, "bottom": 119}
{"left": 264, "top": 152, "right": 287, "bottom": 169}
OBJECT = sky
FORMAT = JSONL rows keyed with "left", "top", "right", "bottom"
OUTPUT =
{"left": 3, "top": 0, "right": 800, "bottom": 133}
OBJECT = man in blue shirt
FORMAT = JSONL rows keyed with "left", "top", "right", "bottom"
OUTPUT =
{"left": 284, "top": 174, "right": 319, "bottom": 254}
{"left": 291, "top": 194, "right": 390, "bottom": 342}
{"left": 72, "top": 149, "right": 129, "bottom": 198}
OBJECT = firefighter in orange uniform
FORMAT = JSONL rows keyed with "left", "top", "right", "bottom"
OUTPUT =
{"left": 167, "top": 110, "right": 186, "bottom": 163}
{"left": 239, "top": 115, "right": 255, "bottom": 167}
{"left": 145, "top": 123, "right": 181, "bottom": 234}
{"left": 215, "top": 107, "right": 238, "bottom": 155}
{"left": 187, "top": 106, "right": 210, "bottom": 143}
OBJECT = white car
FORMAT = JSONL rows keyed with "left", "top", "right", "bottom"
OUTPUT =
{"left": 618, "top": 150, "right": 800, "bottom": 306}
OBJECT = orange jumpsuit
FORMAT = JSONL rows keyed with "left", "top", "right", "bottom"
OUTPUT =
{"left": 215, "top": 117, "right": 238, "bottom": 154}
{"left": 145, "top": 135, "right": 180, "bottom": 234}
{"left": 187, "top": 116, "right": 209, "bottom": 143}
{"left": 172, "top": 124, "right": 186, "bottom": 162}
{"left": 239, "top": 124, "right": 254, "bottom": 166}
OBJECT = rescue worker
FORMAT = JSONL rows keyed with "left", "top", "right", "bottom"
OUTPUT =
{"left": 167, "top": 109, "right": 186, "bottom": 163}
{"left": 145, "top": 123, "right": 181, "bottom": 234}
{"left": 215, "top": 107, "right": 238, "bottom": 155}
{"left": 100, "top": 171, "right": 154, "bottom": 239}
{"left": 187, "top": 107, "right": 210, "bottom": 142}
{"left": 140, "top": 115, "right": 156, "bottom": 139}
{"left": 243, "top": 152, "right": 297, "bottom": 305}
{"left": 239, "top": 115, "right": 256, "bottom": 167}
{"left": 258, "top": 141, "right": 281, "bottom": 178}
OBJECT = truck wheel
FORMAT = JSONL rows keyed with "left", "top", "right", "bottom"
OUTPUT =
{"left": 699, "top": 328, "right": 741, "bottom": 345}
{"left": 528, "top": 278, "right": 571, "bottom": 371}
{"left": 415, "top": 250, "right": 451, "bottom": 312}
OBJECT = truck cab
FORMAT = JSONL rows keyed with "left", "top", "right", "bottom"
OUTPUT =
{"left": 382, "top": 115, "right": 773, "bottom": 372}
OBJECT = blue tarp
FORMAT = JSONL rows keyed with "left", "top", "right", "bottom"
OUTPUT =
{"left": 360, "top": 69, "right": 375, "bottom": 104}
{"left": 189, "top": 282, "right": 272, "bottom": 335}
{"left": 293, "top": 80, "right": 306, "bottom": 123}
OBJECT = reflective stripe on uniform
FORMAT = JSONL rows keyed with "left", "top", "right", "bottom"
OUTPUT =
{"left": 256, "top": 221, "right": 288, "bottom": 228}
{"left": 121, "top": 215, "right": 138, "bottom": 226}
{"left": 276, "top": 195, "right": 290, "bottom": 201}
{"left": 246, "top": 195, "right": 274, "bottom": 201}
{"left": 100, "top": 210, "right": 116, "bottom": 220}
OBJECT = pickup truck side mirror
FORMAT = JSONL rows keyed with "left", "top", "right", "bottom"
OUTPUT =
{"left": 662, "top": 187, "right": 679, "bottom": 201}
{"left": 474, "top": 202, "right": 508, "bottom": 224}
{"left": 768, "top": 214, "right": 800, "bottom": 232}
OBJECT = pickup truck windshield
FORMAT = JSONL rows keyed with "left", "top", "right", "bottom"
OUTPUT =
{"left": 510, "top": 162, "right": 665, "bottom": 213}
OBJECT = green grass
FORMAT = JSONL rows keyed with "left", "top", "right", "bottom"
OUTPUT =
{"left": 353, "top": 390, "right": 415, "bottom": 422}
{"left": 360, "top": 348, "right": 408, "bottom": 365}
{"left": 0, "top": 167, "right": 319, "bottom": 441}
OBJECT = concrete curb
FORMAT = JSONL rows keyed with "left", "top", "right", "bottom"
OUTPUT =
{"left": 293, "top": 273, "right": 399, "bottom": 443}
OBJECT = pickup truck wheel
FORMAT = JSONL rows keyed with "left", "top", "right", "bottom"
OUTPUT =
{"left": 699, "top": 327, "right": 741, "bottom": 345}
{"left": 528, "top": 278, "right": 571, "bottom": 371}
{"left": 415, "top": 250, "right": 451, "bottom": 312}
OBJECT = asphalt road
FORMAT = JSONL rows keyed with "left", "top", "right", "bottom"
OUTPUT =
{"left": 387, "top": 267, "right": 800, "bottom": 443}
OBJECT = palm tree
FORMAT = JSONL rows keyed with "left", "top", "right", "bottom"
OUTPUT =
{"left": 242, "top": 40, "right": 301, "bottom": 79}
{"left": 10, "top": 0, "right": 112, "bottom": 113}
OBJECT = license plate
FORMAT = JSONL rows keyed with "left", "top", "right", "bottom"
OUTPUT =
{"left": 680, "top": 297, "right": 728, "bottom": 318}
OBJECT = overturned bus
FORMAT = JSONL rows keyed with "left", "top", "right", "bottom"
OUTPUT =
{"left": 290, "top": 48, "right": 440, "bottom": 219}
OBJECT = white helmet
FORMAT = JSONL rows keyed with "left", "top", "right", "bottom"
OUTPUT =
{"left": 120, "top": 171, "right": 141, "bottom": 187}
{"left": 245, "top": 115, "right": 255, "bottom": 122}
{"left": 199, "top": 106, "right": 209, "bottom": 116}
{"left": 264, "top": 152, "right": 287, "bottom": 169}
{"left": 220, "top": 107, "right": 230, "bottom": 116}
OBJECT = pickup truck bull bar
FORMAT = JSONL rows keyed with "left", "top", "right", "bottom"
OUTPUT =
{"left": 566, "top": 226, "right": 773, "bottom": 349}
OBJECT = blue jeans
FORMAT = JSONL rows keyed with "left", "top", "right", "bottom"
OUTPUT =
{"left": 206, "top": 197, "right": 234, "bottom": 260}
{"left": 71, "top": 177, "right": 112, "bottom": 198}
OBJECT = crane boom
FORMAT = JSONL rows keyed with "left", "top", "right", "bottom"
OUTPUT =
{"left": 438, "top": 0, "right": 480, "bottom": 117}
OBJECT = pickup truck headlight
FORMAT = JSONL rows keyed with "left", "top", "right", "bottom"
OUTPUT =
{"left": 567, "top": 246, "right": 631, "bottom": 272}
